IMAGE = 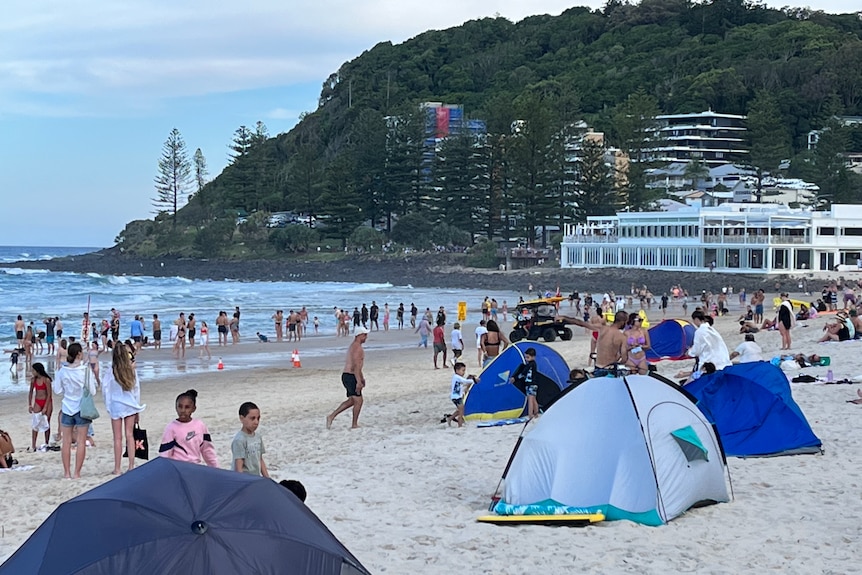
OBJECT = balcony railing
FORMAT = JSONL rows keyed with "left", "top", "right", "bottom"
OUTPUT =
{"left": 703, "top": 235, "right": 770, "bottom": 244}
{"left": 771, "top": 236, "right": 809, "bottom": 244}
{"left": 562, "top": 235, "right": 619, "bottom": 244}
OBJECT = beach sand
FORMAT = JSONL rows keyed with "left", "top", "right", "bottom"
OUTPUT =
{"left": 1, "top": 300, "right": 860, "bottom": 574}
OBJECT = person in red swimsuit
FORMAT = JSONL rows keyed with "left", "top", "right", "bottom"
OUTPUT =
{"left": 28, "top": 362, "right": 53, "bottom": 451}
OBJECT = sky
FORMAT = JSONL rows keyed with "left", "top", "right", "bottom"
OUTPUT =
{"left": 1, "top": 1, "right": 857, "bottom": 247}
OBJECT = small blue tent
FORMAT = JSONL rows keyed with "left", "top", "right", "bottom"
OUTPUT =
{"left": 646, "top": 319, "right": 696, "bottom": 362}
{"left": 684, "top": 361, "right": 822, "bottom": 457}
{"left": 464, "top": 342, "right": 569, "bottom": 421}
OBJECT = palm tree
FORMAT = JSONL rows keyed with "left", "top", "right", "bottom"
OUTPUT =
{"left": 684, "top": 158, "right": 710, "bottom": 189}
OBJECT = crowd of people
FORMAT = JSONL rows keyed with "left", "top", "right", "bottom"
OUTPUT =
{"left": 7, "top": 276, "right": 860, "bottom": 478}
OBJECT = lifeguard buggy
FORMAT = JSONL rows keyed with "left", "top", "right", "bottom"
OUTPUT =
{"left": 509, "top": 296, "right": 573, "bottom": 343}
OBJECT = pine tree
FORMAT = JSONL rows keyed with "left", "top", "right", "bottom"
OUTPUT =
{"left": 575, "top": 138, "right": 617, "bottom": 219}
{"left": 320, "top": 153, "right": 365, "bottom": 249}
{"left": 386, "top": 106, "right": 429, "bottom": 220}
{"left": 612, "top": 90, "right": 663, "bottom": 211}
{"left": 229, "top": 125, "right": 254, "bottom": 163}
{"left": 433, "top": 129, "right": 487, "bottom": 240}
{"left": 153, "top": 128, "right": 191, "bottom": 227}
{"left": 351, "top": 109, "right": 389, "bottom": 230}
{"left": 252, "top": 121, "right": 269, "bottom": 147}
{"left": 812, "top": 119, "right": 855, "bottom": 207}
{"left": 546, "top": 122, "right": 580, "bottom": 236}
{"left": 285, "top": 144, "right": 323, "bottom": 223}
{"left": 508, "top": 94, "right": 556, "bottom": 247}
{"left": 193, "top": 148, "right": 208, "bottom": 195}
{"left": 747, "top": 90, "right": 791, "bottom": 201}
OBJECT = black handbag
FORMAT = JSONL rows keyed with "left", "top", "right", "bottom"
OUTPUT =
{"left": 122, "top": 423, "right": 149, "bottom": 460}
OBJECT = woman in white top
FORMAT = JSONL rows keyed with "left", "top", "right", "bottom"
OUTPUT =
{"left": 52, "top": 342, "right": 96, "bottom": 479}
{"left": 103, "top": 342, "right": 145, "bottom": 475}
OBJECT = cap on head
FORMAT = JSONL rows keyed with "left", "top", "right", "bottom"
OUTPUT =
{"left": 355, "top": 326, "right": 369, "bottom": 336}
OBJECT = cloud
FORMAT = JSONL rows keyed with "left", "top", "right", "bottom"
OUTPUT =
{"left": 3, "top": 0, "right": 856, "bottom": 119}
{"left": 0, "top": 0, "right": 581, "bottom": 118}
{"left": 266, "top": 107, "right": 301, "bottom": 120}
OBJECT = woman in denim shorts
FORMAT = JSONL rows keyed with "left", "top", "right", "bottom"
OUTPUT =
{"left": 52, "top": 342, "right": 96, "bottom": 479}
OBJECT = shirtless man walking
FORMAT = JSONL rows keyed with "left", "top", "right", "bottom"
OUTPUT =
{"left": 326, "top": 326, "right": 368, "bottom": 429}
{"left": 557, "top": 311, "right": 629, "bottom": 369}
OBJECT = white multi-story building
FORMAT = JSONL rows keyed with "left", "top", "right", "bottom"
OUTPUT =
{"left": 560, "top": 203, "right": 862, "bottom": 274}
{"left": 654, "top": 111, "right": 748, "bottom": 166}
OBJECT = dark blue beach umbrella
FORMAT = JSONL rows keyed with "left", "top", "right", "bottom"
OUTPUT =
{"left": 0, "top": 458, "right": 371, "bottom": 575}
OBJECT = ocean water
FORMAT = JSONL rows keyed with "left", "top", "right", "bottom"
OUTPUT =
{"left": 0, "top": 246, "right": 510, "bottom": 393}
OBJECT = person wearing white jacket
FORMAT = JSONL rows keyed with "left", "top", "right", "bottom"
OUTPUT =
{"left": 52, "top": 342, "right": 96, "bottom": 479}
{"left": 103, "top": 342, "right": 146, "bottom": 475}
{"left": 688, "top": 310, "right": 731, "bottom": 371}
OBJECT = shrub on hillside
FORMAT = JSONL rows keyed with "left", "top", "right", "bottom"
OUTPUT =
{"left": 349, "top": 226, "right": 386, "bottom": 252}
{"left": 466, "top": 239, "right": 500, "bottom": 268}
{"left": 268, "top": 225, "right": 319, "bottom": 253}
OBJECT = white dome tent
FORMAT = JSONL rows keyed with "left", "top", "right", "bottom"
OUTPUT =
{"left": 493, "top": 374, "right": 731, "bottom": 526}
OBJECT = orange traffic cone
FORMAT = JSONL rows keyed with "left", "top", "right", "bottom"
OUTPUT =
{"left": 217, "top": 358, "right": 224, "bottom": 370}
{"left": 292, "top": 349, "right": 301, "bottom": 368}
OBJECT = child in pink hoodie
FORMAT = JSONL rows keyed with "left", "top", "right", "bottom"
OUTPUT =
{"left": 158, "top": 389, "right": 218, "bottom": 467}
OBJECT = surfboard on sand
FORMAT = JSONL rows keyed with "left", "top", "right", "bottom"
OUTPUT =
{"left": 476, "top": 513, "right": 604, "bottom": 526}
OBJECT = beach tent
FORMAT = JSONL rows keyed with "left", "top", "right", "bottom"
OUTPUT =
{"left": 494, "top": 374, "right": 729, "bottom": 525}
{"left": 464, "top": 342, "right": 569, "bottom": 421}
{"left": 684, "top": 361, "right": 822, "bottom": 457}
{"left": 0, "top": 458, "right": 370, "bottom": 575}
{"left": 646, "top": 319, "right": 695, "bottom": 362}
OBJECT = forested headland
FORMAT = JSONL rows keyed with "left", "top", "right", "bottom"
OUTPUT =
{"left": 119, "top": 0, "right": 862, "bottom": 264}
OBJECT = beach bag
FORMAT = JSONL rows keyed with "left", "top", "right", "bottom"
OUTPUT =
{"left": 79, "top": 386, "right": 100, "bottom": 421}
{"left": 122, "top": 423, "right": 149, "bottom": 460}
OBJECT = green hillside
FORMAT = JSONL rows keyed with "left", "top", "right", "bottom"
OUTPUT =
{"left": 120, "top": 0, "right": 862, "bottom": 259}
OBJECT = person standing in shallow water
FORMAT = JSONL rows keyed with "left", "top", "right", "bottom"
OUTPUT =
{"left": 326, "top": 327, "right": 368, "bottom": 430}
{"left": 216, "top": 311, "right": 228, "bottom": 346}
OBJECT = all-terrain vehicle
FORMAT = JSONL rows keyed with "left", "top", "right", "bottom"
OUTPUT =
{"left": 509, "top": 296, "right": 573, "bottom": 343}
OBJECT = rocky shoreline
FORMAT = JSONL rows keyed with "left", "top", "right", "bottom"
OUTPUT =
{"left": 1, "top": 248, "right": 805, "bottom": 295}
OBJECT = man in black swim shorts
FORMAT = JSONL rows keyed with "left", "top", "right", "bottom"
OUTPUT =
{"left": 327, "top": 326, "right": 368, "bottom": 429}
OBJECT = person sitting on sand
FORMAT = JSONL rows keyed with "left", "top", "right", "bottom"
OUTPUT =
{"left": 819, "top": 313, "right": 854, "bottom": 342}
{"left": 256, "top": 332, "right": 269, "bottom": 343}
{"left": 851, "top": 309, "right": 862, "bottom": 337}
{"left": 730, "top": 334, "right": 763, "bottom": 364}
{"left": 796, "top": 304, "right": 810, "bottom": 321}
{"left": 739, "top": 320, "right": 759, "bottom": 334}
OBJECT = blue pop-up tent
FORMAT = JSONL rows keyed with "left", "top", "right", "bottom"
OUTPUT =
{"left": 684, "top": 361, "right": 822, "bottom": 457}
{"left": 646, "top": 319, "right": 696, "bottom": 362}
{"left": 464, "top": 342, "right": 569, "bottom": 421}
